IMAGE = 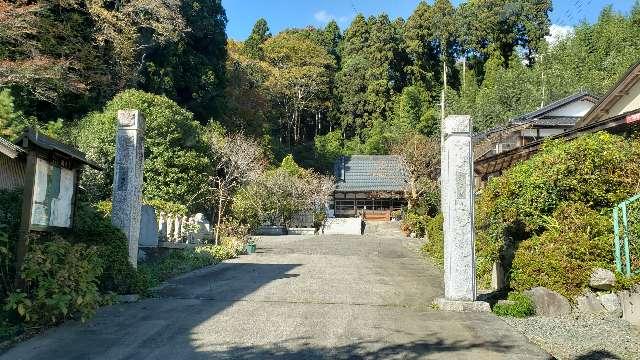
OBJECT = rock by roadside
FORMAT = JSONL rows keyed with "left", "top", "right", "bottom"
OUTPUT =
{"left": 502, "top": 313, "right": 640, "bottom": 360}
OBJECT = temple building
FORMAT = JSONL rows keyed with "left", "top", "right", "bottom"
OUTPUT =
{"left": 331, "top": 155, "right": 408, "bottom": 221}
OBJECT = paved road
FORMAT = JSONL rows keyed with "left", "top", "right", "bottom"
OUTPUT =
{"left": 2, "top": 225, "right": 549, "bottom": 359}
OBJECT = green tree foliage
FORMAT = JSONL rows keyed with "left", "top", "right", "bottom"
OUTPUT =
{"left": 140, "top": 0, "right": 228, "bottom": 122}
{"left": 313, "top": 130, "right": 343, "bottom": 172}
{"left": 1, "top": 0, "right": 227, "bottom": 124}
{"left": 476, "top": 132, "right": 640, "bottom": 289}
{"left": 75, "top": 90, "right": 210, "bottom": 211}
{"left": 262, "top": 32, "right": 335, "bottom": 145}
{"left": 0, "top": 89, "right": 31, "bottom": 140}
{"left": 336, "top": 14, "right": 404, "bottom": 138}
{"left": 221, "top": 41, "right": 271, "bottom": 136}
{"left": 244, "top": 18, "right": 271, "bottom": 60}
{"left": 391, "top": 85, "right": 438, "bottom": 136}
{"left": 457, "top": 5, "right": 640, "bottom": 132}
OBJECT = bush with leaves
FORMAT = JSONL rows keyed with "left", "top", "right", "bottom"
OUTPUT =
{"left": 0, "top": 189, "right": 22, "bottom": 298}
{"left": 492, "top": 292, "right": 535, "bottom": 318}
{"left": 476, "top": 132, "right": 640, "bottom": 290}
{"left": 139, "top": 244, "right": 237, "bottom": 287}
{"left": 232, "top": 155, "right": 334, "bottom": 229}
{"left": 510, "top": 203, "right": 613, "bottom": 298}
{"left": 75, "top": 90, "right": 210, "bottom": 211}
{"left": 401, "top": 212, "right": 429, "bottom": 237}
{"left": 420, "top": 214, "right": 444, "bottom": 266}
{"left": 5, "top": 238, "right": 102, "bottom": 325}
{"left": 70, "top": 202, "right": 147, "bottom": 295}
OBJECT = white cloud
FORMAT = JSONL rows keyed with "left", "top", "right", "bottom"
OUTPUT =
{"left": 314, "top": 10, "right": 352, "bottom": 25}
{"left": 545, "top": 24, "right": 575, "bottom": 46}
{"left": 314, "top": 10, "right": 334, "bottom": 23}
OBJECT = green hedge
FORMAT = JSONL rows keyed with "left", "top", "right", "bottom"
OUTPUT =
{"left": 5, "top": 239, "right": 103, "bottom": 325}
{"left": 0, "top": 194, "right": 149, "bottom": 327}
{"left": 69, "top": 202, "right": 147, "bottom": 295}
{"left": 510, "top": 203, "right": 613, "bottom": 298}
{"left": 476, "top": 132, "right": 640, "bottom": 292}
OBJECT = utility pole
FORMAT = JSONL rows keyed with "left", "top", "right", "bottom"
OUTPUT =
{"left": 462, "top": 56, "right": 466, "bottom": 91}
{"left": 540, "top": 54, "right": 545, "bottom": 108}
{"left": 441, "top": 58, "right": 447, "bottom": 123}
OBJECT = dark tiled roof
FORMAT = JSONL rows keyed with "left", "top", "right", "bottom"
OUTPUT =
{"left": 334, "top": 155, "right": 407, "bottom": 192}
{"left": 16, "top": 129, "right": 102, "bottom": 170}
{"left": 511, "top": 91, "right": 596, "bottom": 124}
{"left": 0, "top": 136, "right": 25, "bottom": 158}
{"left": 532, "top": 117, "right": 580, "bottom": 127}
{"left": 474, "top": 92, "right": 597, "bottom": 141}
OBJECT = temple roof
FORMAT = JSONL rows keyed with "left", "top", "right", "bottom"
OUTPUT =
{"left": 334, "top": 155, "right": 408, "bottom": 193}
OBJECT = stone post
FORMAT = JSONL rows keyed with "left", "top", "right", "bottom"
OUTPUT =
{"left": 436, "top": 115, "right": 489, "bottom": 312}
{"left": 165, "top": 215, "right": 173, "bottom": 242}
{"left": 158, "top": 212, "right": 167, "bottom": 240}
{"left": 174, "top": 217, "right": 182, "bottom": 242}
{"left": 111, "top": 110, "right": 145, "bottom": 268}
{"left": 181, "top": 215, "right": 188, "bottom": 240}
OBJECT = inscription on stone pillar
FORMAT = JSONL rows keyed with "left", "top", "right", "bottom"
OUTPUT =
{"left": 441, "top": 115, "right": 476, "bottom": 302}
{"left": 111, "top": 110, "right": 145, "bottom": 268}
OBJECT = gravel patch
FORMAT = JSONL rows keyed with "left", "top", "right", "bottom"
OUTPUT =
{"left": 502, "top": 314, "right": 640, "bottom": 359}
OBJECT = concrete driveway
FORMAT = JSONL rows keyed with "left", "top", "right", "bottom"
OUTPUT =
{"left": 1, "top": 227, "right": 549, "bottom": 359}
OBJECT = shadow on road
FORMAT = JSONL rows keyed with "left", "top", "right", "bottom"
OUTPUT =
{"left": 189, "top": 336, "right": 529, "bottom": 360}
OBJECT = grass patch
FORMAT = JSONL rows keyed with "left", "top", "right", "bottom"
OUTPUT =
{"left": 139, "top": 245, "right": 237, "bottom": 289}
{"left": 492, "top": 292, "right": 535, "bottom": 318}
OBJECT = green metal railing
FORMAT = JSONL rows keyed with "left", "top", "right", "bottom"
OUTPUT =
{"left": 613, "top": 193, "right": 640, "bottom": 276}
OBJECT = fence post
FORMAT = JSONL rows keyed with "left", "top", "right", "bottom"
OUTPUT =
{"left": 613, "top": 206, "right": 622, "bottom": 273}
{"left": 621, "top": 203, "right": 632, "bottom": 276}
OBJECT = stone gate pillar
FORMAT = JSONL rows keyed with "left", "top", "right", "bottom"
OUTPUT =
{"left": 111, "top": 110, "right": 145, "bottom": 268}
{"left": 436, "top": 115, "right": 489, "bottom": 312}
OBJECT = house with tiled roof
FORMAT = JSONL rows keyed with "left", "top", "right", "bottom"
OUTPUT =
{"left": 473, "top": 91, "right": 598, "bottom": 185}
{"left": 331, "top": 155, "right": 408, "bottom": 220}
{"left": 474, "top": 92, "right": 598, "bottom": 161}
{"left": 474, "top": 61, "right": 640, "bottom": 187}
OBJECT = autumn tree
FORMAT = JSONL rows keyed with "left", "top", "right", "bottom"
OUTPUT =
{"left": 209, "top": 131, "right": 267, "bottom": 243}
{"left": 391, "top": 134, "right": 440, "bottom": 211}
{"left": 262, "top": 32, "right": 335, "bottom": 145}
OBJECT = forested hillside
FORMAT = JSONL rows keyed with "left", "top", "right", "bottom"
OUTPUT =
{"left": 2, "top": 0, "right": 640, "bottom": 172}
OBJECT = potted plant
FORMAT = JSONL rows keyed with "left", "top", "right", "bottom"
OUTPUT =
{"left": 246, "top": 239, "right": 257, "bottom": 254}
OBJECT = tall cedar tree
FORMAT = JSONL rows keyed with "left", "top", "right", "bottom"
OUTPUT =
{"left": 244, "top": 18, "right": 272, "bottom": 60}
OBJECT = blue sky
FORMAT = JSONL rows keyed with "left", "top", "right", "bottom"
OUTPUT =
{"left": 222, "top": 0, "right": 636, "bottom": 40}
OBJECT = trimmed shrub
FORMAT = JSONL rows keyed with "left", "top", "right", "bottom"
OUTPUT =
{"left": 492, "top": 292, "right": 535, "bottom": 318}
{"left": 476, "top": 132, "right": 640, "bottom": 289}
{"left": 75, "top": 90, "right": 210, "bottom": 212}
{"left": 402, "top": 212, "right": 430, "bottom": 237}
{"left": 510, "top": 203, "right": 613, "bottom": 298}
{"left": 70, "top": 202, "right": 146, "bottom": 294}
